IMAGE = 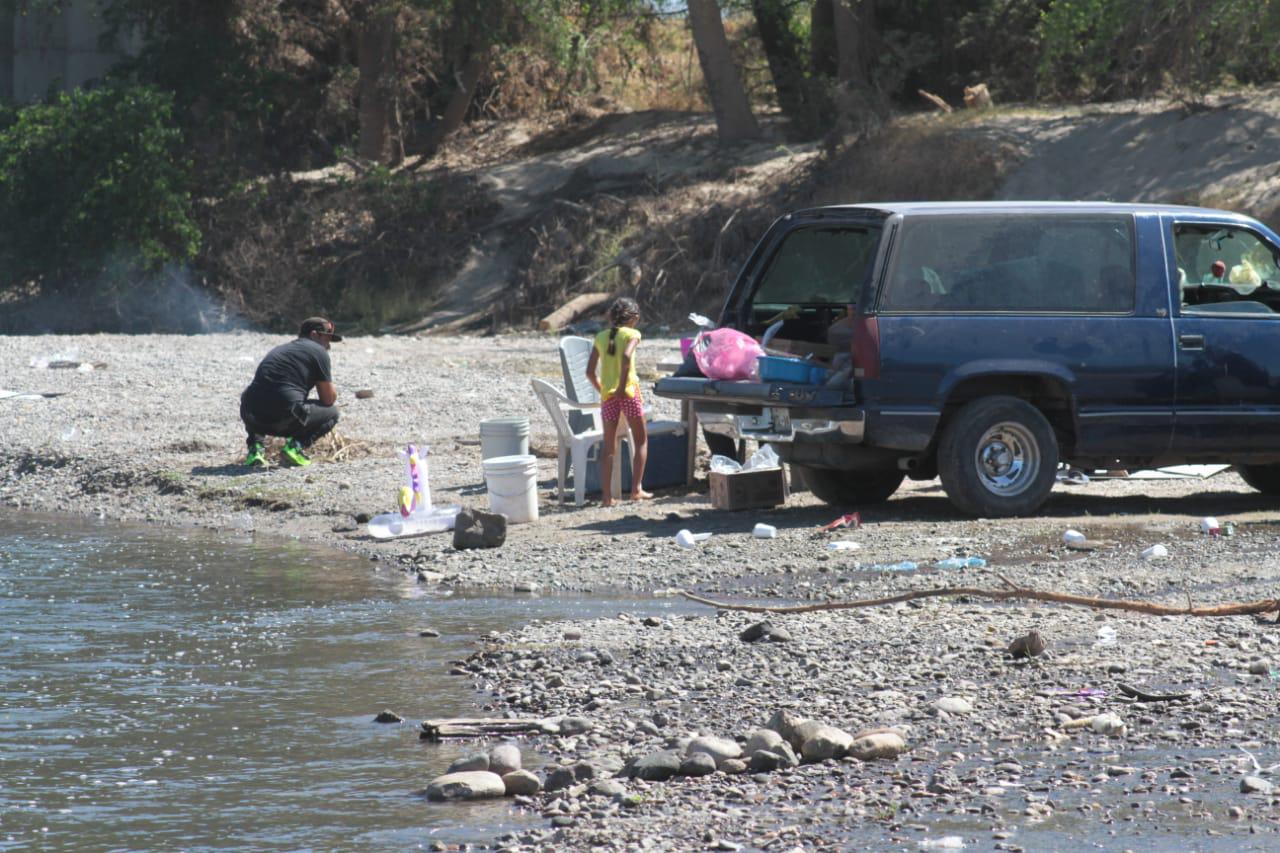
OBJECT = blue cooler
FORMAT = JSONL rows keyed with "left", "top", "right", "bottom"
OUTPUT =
{"left": 583, "top": 427, "right": 688, "bottom": 495}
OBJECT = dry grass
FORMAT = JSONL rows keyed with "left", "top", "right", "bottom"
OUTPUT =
{"left": 306, "top": 430, "right": 377, "bottom": 463}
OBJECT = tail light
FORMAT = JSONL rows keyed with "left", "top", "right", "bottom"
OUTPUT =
{"left": 852, "top": 313, "right": 880, "bottom": 379}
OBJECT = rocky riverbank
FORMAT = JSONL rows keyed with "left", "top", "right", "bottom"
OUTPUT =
{"left": 5, "top": 333, "right": 1280, "bottom": 850}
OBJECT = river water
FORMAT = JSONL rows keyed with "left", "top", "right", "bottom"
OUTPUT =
{"left": 0, "top": 514, "right": 694, "bottom": 851}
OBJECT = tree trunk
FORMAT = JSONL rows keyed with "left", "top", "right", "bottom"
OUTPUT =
{"left": 809, "top": 0, "right": 837, "bottom": 78}
{"left": 356, "top": 5, "right": 400, "bottom": 165}
{"left": 751, "top": 0, "right": 822, "bottom": 137}
{"left": 424, "top": 49, "right": 488, "bottom": 156}
{"left": 686, "top": 0, "right": 760, "bottom": 144}
{"left": 831, "top": 0, "right": 875, "bottom": 88}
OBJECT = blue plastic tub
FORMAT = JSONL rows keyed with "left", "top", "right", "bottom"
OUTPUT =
{"left": 758, "top": 355, "right": 818, "bottom": 383}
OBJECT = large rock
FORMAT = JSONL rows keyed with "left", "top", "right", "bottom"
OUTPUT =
{"left": 632, "top": 750, "right": 682, "bottom": 782}
{"left": 679, "top": 752, "right": 718, "bottom": 777}
{"left": 425, "top": 771, "right": 506, "bottom": 801}
{"left": 847, "top": 730, "right": 908, "bottom": 761}
{"left": 749, "top": 749, "right": 786, "bottom": 772}
{"left": 744, "top": 729, "right": 784, "bottom": 754}
{"left": 1242, "top": 776, "right": 1275, "bottom": 795}
{"left": 685, "top": 735, "right": 742, "bottom": 768}
{"left": 934, "top": 697, "right": 973, "bottom": 715}
{"left": 557, "top": 716, "right": 594, "bottom": 736}
{"left": 489, "top": 743, "right": 521, "bottom": 776}
{"left": 502, "top": 769, "right": 541, "bottom": 796}
{"left": 766, "top": 709, "right": 810, "bottom": 749}
{"left": 544, "top": 761, "right": 596, "bottom": 792}
{"left": 740, "top": 621, "right": 792, "bottom": 643}
{"left": 446, "top": 752, "right": 489, "bottom": 773}
{"left": 791, "top": 720, "right": 826, "bottom": 750}
{"left": 800, "top": 725, "right": 854, "bottom": 762}
{"left": 452, "top": 508, "right": 507, "bottom": 550}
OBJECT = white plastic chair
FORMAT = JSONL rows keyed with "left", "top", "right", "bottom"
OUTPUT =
{"left": 531, "top": 378, "right": 630, "bottom": 506}
{"left": 558, "top": 335, "right": 600, "bottom": 434}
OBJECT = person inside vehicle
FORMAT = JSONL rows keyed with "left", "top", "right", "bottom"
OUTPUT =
{"left": 240, "top": 317, "right": 342, "bottom": 468}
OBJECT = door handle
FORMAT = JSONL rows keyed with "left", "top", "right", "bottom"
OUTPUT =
{"left": 1179, "top": 334, "right": 1205, "bottom": 350}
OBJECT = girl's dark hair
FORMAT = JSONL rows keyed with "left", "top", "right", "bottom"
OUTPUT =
{"left": 606, "top": 297, "right": 640, "bottom": 355}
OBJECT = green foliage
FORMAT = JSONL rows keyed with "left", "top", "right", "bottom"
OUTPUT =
{"left": 1038, "top": 0, "right": 1280, "bottom": 99}
{"left": 0, "top": 83, "right": 199, "bottom": 289}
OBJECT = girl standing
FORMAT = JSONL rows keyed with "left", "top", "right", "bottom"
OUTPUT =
{"left": 587, "top": 297, "right": 652, "bottom": 507}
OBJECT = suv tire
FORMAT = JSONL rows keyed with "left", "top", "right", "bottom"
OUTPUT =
{"left": 1238, "top": 464, "right": 1280, "bottom": 495}
{"left": 794, "top": 465, "right": 904, "bottom": 507}
{"left": 938, "top": 396, "right": 1059, "bottom": 517}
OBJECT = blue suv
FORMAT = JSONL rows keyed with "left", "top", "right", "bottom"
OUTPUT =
{"left": 655, "top": 202, "right": 1280, "bottom": 516}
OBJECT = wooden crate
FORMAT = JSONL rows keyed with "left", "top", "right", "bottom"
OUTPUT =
{"left": 709, "top": 467, "right": 789, "bottom": 511}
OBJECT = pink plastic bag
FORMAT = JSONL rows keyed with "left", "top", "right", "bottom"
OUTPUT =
{"left": 692, "top": 328, "right": 765, "bottom": 380}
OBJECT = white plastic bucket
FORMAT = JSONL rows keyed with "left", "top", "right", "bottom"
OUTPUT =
{"left": 482, "top": 454, "right": 539, "bottom": 524}
{"left": 479, "top": 417, "right": 530, "bottom": 460}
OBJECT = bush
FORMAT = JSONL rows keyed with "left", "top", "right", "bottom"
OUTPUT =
{"left": 0, "top": 83, "right": 200, "bottom": 291}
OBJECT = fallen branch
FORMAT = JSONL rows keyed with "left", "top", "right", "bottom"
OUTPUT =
{"left": 538, "top": 291, "right": 612, "bottom": 332}
{"left": 1117, "top": 684, "right": 1191, "bottom": 702}
{"left": 420, "top": 717, "right": 555, "bottom": 741}
{"left": 677, "top": 585, "right": 1280, "bottom": 618}
{"left": 918, "top": 89, "right": 953, "bottom": 113}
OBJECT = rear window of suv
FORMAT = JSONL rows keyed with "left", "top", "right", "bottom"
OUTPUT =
{"left": 750, "top": 225, "right": 881, "bottom": 309}
{"left": 879, "top": 214, "right": 1136, "bottom": 313}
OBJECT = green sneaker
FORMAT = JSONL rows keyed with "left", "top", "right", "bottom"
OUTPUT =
{"left": 281, "top": 438, "right": 312, "bottom": 467}
{"left": 243, "top": 442, "right": 268, "bottom": 468}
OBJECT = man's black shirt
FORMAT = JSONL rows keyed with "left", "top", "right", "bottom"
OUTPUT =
{"left": 241, "top": 337, "right": 332, "bottom": 419}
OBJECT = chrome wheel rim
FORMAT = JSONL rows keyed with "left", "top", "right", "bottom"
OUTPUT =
{"left": 974, "top": 421, "right": 1039, "bottom": 497}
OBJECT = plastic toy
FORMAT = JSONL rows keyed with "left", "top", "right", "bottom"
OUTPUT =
{"left": 367, "top": 444, "right": 461, "bottom": 538}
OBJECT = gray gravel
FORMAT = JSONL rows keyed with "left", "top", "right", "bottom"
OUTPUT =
{"left": 6, "top": 332, "right": 1280, "bottom": 850}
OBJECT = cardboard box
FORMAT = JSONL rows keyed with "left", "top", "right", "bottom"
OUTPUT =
{"left": 709, "top": 467, "right": 789, "bottom": 510}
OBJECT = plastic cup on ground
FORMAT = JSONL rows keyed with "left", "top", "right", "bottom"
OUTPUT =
{"left": 1200, "top": 517, "right": 1220, "bottom": 536}
{"left": 752, "top": 523, "right": 777, "bottom": 539}
{"left": 675, "top": 529, "right": 712, "bottom": 549}
{"left": 1141, "top": 544, "right": 1168, "bottom": 560}
{"left": 1062, "top": 529, "right": 1086, "bottom": 546}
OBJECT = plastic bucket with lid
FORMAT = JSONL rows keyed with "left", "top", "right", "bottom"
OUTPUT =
{"left": 482, "top": 454, "right": 539, "bottom": 524}
{"left": 479, "top": 417, "right": 530, "bottom": 460}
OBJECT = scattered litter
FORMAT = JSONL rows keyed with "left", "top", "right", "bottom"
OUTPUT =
{"left": 675, "top": 529, "right": 712, "bottom": 549}
{"left": 918, "top": 837, "right": 965, "bottom": 850}
{"left": 1200, "top": 516, "right": 1220, "bottom": 536}
{"left": 743, "top": 444, "right": 780, "bottom": 471}
{"left": 1140, "top": 544, "right": 1168, "bottom": 561}
{"left": 1053, "top": 688, "right": 1105, "bottom": 698}
{"left": 827, "top": 541, "right": 861, "bottom": 551}
{"left": 1062, "top": 529, "right": 1087, "bottom": 546}
{"left": 709, "top": 455, "right": 742, "bottom": 475}
{"left": 1094, "top": 625, "right": 1118, "bottom": 648}
{"left": 752, "top": 523, "right": 777, "bottom": 539}
{"left": 688, "top": 312, "right": 714, "bottom": 329}
{"left": 1223, "top": 520, "right": 1236, "bottom": 537}
{"left": 1126, "top": 464, "right": 1230, "bottom": 480}
{"left": 871, "top": 560, "right": 918, "bottom": 572}
{"left": 1089, "top": 713, "right": 1127, "bottom": 735}
{"left": 820, "top": 512, "right": 861, "bottom": 532}
{"left": 30, "top": 351, "right": 106, "bottom": 371}
{"left": 934, "top": 556, "right": 986, "bottom": 570}
{"left": 1056, "top": 468, "right": 1090, "bottom": 485}
{"left": 0, "top": 389, "right": 65, "bottom": 401}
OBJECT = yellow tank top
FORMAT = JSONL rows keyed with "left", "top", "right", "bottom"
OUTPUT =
{"left": 594, "top": 326, "right": 641, "bottom": 401}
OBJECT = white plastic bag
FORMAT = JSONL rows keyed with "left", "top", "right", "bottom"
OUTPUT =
{"left": 743, "top": 444, "right": 780, "bottom": 471}
{"left": 709, "top": 454, "right": 742, "bottom": 474}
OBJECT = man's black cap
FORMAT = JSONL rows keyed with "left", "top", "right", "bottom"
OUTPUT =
{"left": 300, "top": 317, "right": 343, "bottom": 342}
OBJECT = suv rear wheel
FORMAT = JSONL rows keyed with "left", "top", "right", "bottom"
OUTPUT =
{"left": 1238, "top": 464, "right": 1280, "bottom": 495}
{"left": 794, "top": 465, "right": 904, "bottom": 507}
{"left": 938, "top": 396, "right": 1059, "bottom": 517}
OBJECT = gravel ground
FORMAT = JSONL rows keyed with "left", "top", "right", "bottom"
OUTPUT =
{"left": 5, "top": 332, "right": 1280, "bottom": 850}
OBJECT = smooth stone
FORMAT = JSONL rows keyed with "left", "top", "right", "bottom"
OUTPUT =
{"left": 766, "top": 709, "right": 810, "bottom": 748}
{"left": 1249, "top": 660, "right": 1271, "bottom": 675}
{"left": 749, "top": 749, "right": 785, "bottom": 772}
{"left": 446, "top": 752, "right": 489, "bottom": 773}
{"left": 739, "top": 620, "right": 792, "bottom": 642}
{"left": 801, "top": 725, "right": 854, "bottom": 762}
{"left": 558, "top": 716, "right": 593, "bottom": 736}
{"left": 632, "top": 750, "right": 682, "bottom": 782}
{"left": 488, "top": 743, "right": 522, "bottom": 776}
{"left": 1242, "top": 776, "right": 1275, "bottom": 794}
{"left": 935, "top": 697, "right": 973, "bottom": 714}
{"left": 679, "top": 752, "right": 718, "bottom": 777}
{"left": 545, "top": 761, "right": 596, "bottom": 792}
{"left": 417, "top": 628, "right": 441, "bottom": 638}
{"left": 451, "top": 507, "right": 507, "bottom": 550}
{"left": 502, "top": 769, "right": 541, "bottom": 796}
{"left": 847, "top": 731, "right": 908, "bottom": 761}
{"left": 721, "top": 758, "right": 748, "bottom": 775}
{"left": 686, "top": 735, "right": 742, "bottom": 768}
{"left": 744, "top": 728, "right": 784, "bottom": 754}
{"left": 425, "top": 771, "right": 506, "bottom": 801}
{"left": 589, "top": 779, "right": 627, "bottom": 798}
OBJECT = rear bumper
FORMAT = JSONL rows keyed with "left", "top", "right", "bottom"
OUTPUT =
{"left": 699, "top": 410, "right": 865, "bottom": 444}
{"left": 654, "top": 376, "right": 864, "bottom": 444}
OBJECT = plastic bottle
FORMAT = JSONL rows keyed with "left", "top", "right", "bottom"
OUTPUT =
{"left": 876, "top": 560, "right": 918, "bottom": 572}
{"left": 752, "top": 523, "right": 777, "bottom": 539}
{"left": 675, "top": 530, "right": 713, "bottom": 549}
{"left": 934, "top": 556, "right": 987, "bottom": 570}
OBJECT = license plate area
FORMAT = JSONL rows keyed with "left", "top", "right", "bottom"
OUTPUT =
{"left": 737, "top": 408, "right": 793, "bottom": 439}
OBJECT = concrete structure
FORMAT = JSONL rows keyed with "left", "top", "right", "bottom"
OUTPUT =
{"left": 1, "top": 1, "right": 132, "bottom": 103}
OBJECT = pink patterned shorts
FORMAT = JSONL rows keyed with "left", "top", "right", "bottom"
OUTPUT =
{"left": 601, "top": 393, "right": 644, "bottom": 423}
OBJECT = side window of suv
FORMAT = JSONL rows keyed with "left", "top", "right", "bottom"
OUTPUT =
{"left": 1175, "top": 223, "right": 1280, "bottom": 316}
{"left": 879, "top": 214, "right": 1135, "bottom": 313}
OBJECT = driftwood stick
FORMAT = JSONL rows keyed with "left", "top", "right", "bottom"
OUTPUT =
{"left": 677, "top": 586, "right": 1280, "bottom": 618}
{"left": 1117, "top": 684, "right": 1192, "bottom": 702}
